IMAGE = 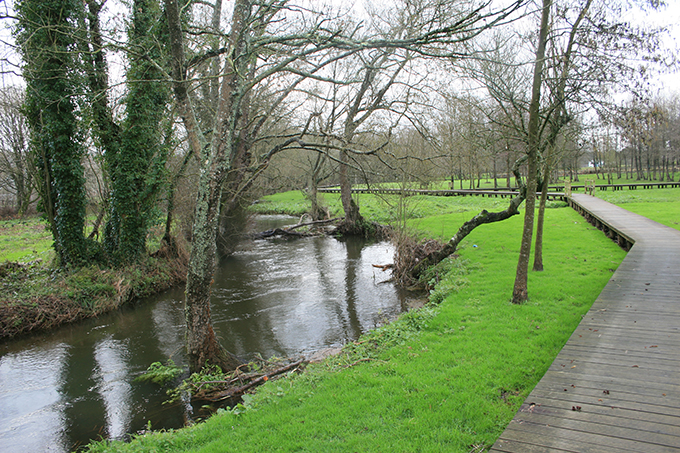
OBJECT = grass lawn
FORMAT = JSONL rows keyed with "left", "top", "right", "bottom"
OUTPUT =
{"left": 88, "top": 200, "right": 626, "bottom": 452}
{"left": 0, "top": 217, "right": 54, "bottom": 263}
{"left": 252, "top": 189, "right": 554, "bottom": 225}
{"left": 591, "top": 188, "right": 680, "bottom": 231}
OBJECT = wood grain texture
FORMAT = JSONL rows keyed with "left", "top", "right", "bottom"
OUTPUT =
{"left": 490, "top": 194, "right": 680, "bottom": 452}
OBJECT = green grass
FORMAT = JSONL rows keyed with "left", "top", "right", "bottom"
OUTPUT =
{"left": 0, "top": 216, "right": 188, "bottom": 337}
{"left": 571, "top": 174, "right": 678, "bottom": 185}
{"left": 0, "top": 217, "right": 54, "bottom": 263}
{"left": 87, "top": 204, "right": 625, "bottom": 452}
{"left": 253, "top": 189, "right": 560, "bottom": 226}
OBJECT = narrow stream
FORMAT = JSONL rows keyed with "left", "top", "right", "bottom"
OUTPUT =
{"left": 0, "top": 216, "right": 414, "bottom": 452}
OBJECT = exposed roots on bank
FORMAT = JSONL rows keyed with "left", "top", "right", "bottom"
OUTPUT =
{"left": 391, "top": 234, "right": 446, "bottom": 289}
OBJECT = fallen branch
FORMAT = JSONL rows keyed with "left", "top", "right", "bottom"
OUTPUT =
{"left": 410, "top": 193, "right": 525, "bottom": 280}
{"left": 251, "top": 217, "right": 343, "bottom": 240}
{"left": 251, "top": 228, "right": 309, "bottom": 239}
{"left": 198, "top": 359, "right": 305, "bottom": 402}
{"left": 287, "top": 217, "right": 342, "bottom": 231}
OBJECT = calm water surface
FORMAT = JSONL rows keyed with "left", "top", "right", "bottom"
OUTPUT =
{"left": 0, "top": 216, "right": 412, "bottom": 452}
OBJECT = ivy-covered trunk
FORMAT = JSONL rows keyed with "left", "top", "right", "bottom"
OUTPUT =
{"left": 185, "top": 169, "right": 241, "bottom": 372}
{"left": 104, "top": 0, "right": 170, "bottom": 265}
{"left": 16, "top": 0, "right": 88, "bottom": 267}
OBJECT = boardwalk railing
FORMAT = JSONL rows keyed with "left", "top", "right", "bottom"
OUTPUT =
{"left": 318, "top": 181, "right": 678, "bottom": 201}
{"left": 550, "top": 181, "right": 680, "bottom": 191}
{"left": 317, "top": 187, "right": 567, "bottom": 201}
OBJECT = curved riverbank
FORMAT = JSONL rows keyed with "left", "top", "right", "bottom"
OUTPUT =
{"left": 0, "top": 253, "right": 187, "bottom": 339}
{"left": 1, "top": 226, "right": 412, "bottom": 452}
{"left": 86, "top": 205, "right": 627, "bottom": 452}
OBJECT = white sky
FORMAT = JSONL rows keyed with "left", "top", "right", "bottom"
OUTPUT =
{"left": 0, "top": 0, "right": 678, "bottom": 94}
{"left": 643, "top": 1, "right": 680, "bottom": 95}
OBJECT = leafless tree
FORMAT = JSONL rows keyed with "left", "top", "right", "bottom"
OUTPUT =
{"left": 0, "top": 86, "right": 34, "bottom": 215}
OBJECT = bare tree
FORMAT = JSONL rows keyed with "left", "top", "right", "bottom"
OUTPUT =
{"left": 0, "top": 86, "right": 34, "bottom": 215}
{"left": 162, "top": 0, "right": 526, "bottom": 372}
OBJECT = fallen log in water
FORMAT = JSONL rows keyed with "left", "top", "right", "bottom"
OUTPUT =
{"left": 251, "top": 217, "right": 342, "bottom": 239}
{"left": 251, "top": 228, "right": 309, "bottom": 239}
{"left": 196, "top": 359, "right": 306, "bottom": 402}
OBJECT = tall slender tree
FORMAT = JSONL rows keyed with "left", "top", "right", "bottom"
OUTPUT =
{"left": 511, "top": 0, "right": 551, "bottom": 304}
{"left": 103, "top": 0, "right": 171, "bottom": 264}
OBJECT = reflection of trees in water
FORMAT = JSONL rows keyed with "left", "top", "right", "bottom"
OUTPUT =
{"left": 339, "top": 236, "right": 364, "bottom": 342}
{"left": 92, "top": 337, "right": 132, "bottom": 440}
{"left": 212, "top": 244, "right": 286, "bottom": 359}
{"left": 60, "top": 336, "right": 107, "bottom": 447}
{"left": 150, "top": 296, "right": 186, "bottom": 362}
{"left": 210, "top": 235, "right": 385, "bottom": 359}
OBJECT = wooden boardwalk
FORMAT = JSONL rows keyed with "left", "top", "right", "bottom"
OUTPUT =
{"left": 318, "top": 187, "right": 567, "bottom": 201}
{"left": 318, "top": 181, "right": 679, "bottom": 200}
{"left": 490, "top": 193, "right": 680, "bottom": 453}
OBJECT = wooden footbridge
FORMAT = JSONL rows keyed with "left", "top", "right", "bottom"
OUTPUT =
{"left": 490, "top": 193, "right": 680, "bottom": 452}
{"left": 317, "top": 181, "right": 679, "bottom": 201}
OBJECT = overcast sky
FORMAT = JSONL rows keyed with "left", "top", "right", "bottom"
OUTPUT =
{"left": 0, "top": 0, "right": 678, "bottom": 94}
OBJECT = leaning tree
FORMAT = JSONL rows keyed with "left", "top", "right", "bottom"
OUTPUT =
{"left": 164, "top": 0, "right": 526, "bottom": 372}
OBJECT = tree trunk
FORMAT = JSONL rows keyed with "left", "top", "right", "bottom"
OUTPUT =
{"left": 506, "top": 151, "right": 512, "bottom": 188}
{"left": 512, "top": 0, "right": 551, "bottom": 304}
{"left": 185, "top": 173, "right": 241, "bottom": 372}
{"left": 165, "top": 0, "right": 249, "bottom": 373}
{"left": 339, "top": 148, "right": 363, "bottom": 229}
{"left": 493, "top": 158, "right": 498, "bottom": 189}
{"left": 532, "top": 167, "right": 550, "bottom": 271}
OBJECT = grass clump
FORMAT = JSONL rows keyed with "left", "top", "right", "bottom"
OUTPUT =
{"left": 136, "top": 360, "right": 184, "bottom": 386}
{"left": 0, "top": 254, "right": 187, "bottom": 338}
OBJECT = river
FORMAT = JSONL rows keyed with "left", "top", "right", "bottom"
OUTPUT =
{"left": 0, "top": 215, "right": 414, "bottom": 452}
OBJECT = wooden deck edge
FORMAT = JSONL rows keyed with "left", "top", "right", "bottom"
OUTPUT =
{"left": 567, "top": 197, "right": 635, "bottom": 251}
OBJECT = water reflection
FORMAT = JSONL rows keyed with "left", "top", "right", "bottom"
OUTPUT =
{"left": 0, "top": 215, "right": 412, "bottom": 451}
{"left": 0, "top": 343, "right": 69, "bottom": 452}
{"left": 212, "top": 234, "right": 404, "bottom": 359}
{"left": 93, "top": 337, "right": 132, "bottom": 440}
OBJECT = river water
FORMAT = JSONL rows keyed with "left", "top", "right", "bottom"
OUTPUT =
{"left": 0, "top": 216, "right": 413, "bottom": 452}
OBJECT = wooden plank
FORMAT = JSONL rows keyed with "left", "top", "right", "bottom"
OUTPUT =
{"left": 511, "top": 410, "right": 680, "bottom": 446}
{"left": 538, "top": 365, "right": 679, "bottom": 389}
{"left": 548, "top": 353, "right": 680, "bottom": 375}
{"left": 491, "top": 194, "right": 680, "bottom": 453}
{"left": 535, "top": 372, "right": 680, "bottom": 398}
{"left": 523, "top": 388, "right": 680, "bottom": 416}
{"left": 529, "top": 397, "right": 680, "bottom": 424}
{"left": 560, "top": 344, "right": 680, "bottom": 362}
{"left": 491, "top": 437, "right": 579, "bottom": 453}
{"left": 497, "top": 421, "right": 674, "bottom": 452}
